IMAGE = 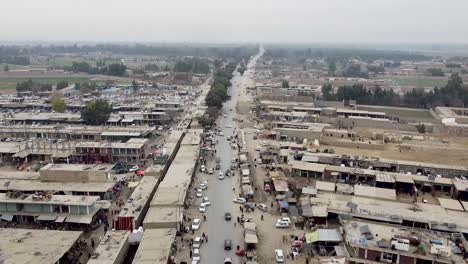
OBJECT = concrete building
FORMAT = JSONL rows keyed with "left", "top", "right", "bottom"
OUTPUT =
{"left": 0, "top": 192, "right": 101, "bottom": 225}
{"left": 88, "top": 230, "right": 130, "bottom": 264}
{"left": 73, "top": 138, "right": 149, "bottom": 164}
{"left": 343, "top": 219, "right": 465, "bottom": 264}
{"left": 132, "top": 228, "right": 177, "bottom": 264}
{"left": 39, "top": 163, "right": 115, "bottom": 182}
{"left": 0, "top": 228, "right": 83, "bottom": 264}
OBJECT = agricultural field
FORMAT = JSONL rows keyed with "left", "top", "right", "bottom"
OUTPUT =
{"left": 392, "top": 78, "right": 448, "bottom": 88}
{"left": 0, "top": 76, "right": 92, "bottom": 91}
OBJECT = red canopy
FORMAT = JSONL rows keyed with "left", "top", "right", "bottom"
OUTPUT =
{"left": 136, "top": 170, "right": 144, "bottom": 176}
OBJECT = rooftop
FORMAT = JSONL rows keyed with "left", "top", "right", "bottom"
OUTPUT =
{"left": 0, "top": 179, "right": 115, "bottom": 193}
{"left": 0, "top": 228, "right": 82, "bottom": 264}
{"left": 132, "top": 228, "right": 176, "bottom": 264}
{"left": 88, "top": 230, "right": 130, "bottom": 264}
{"left": 40, "top": 163, "right": 115, "bottom": 172}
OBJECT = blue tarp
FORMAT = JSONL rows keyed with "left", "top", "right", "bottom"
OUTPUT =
{"left": 278, "top": 200, "right": 289, "bottom": 209}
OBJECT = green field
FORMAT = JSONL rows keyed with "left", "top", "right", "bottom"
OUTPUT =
{"left": 0, "top": 76, "right": 92, "bottom": 90}
{"left": 357, "top": 105, "right": 434, "bottom": 120}
{"left": 393, "top": 78, "right": 447, "bottom": 88}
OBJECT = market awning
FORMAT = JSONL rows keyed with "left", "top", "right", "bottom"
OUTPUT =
{"left": 136, "top": 170, "right": 145, "bottom": 176}
{"left": 13, "top": 151, "right": 30, "bottom": 158}
{"left": 52, "top": 152, "right": 72, "bottom": 159}
{"left": 0, "top": 214, "right": 14, "bottom": 222}
{"left": 36, "top": 215, "right": 57, "bottom": 221}
{"left": 55, "top": 216, "right": 67, "bottom": 223}
{"left": 65, "top": 214, "right": 93, "bottom": 224}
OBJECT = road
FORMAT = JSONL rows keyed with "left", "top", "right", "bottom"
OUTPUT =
{"left": 200, "top": 47, "right": 263, "bottom": 263}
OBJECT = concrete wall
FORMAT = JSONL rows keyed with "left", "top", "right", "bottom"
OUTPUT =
{"left": 320, "top": 138, "right": 386, "bottom": 150}
{"left": 39, "top": 169, "right": 108, "bottom": 182}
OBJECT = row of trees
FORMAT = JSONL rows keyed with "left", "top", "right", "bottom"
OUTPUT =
{"left": 66, "top": 62, "right": 127, "bottom": 76}
{"left": 16, "top": 79, "right": 53, "bottom": 93}
{"left": 321, "top": 73, "right": 468, "bottom": 108}
{"left": 205, "top": 62, "right": 236, "bottom": 108}
{"left": 173, "top": 58, "right": 210, "bottom": 74}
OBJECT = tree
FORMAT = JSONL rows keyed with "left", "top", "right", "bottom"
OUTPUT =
{"left": 132, "top": 79, "right": 138, "bottom": 93}
{"left": 426, "top": 68, "right": 444, "bottom": 77}
{"left": 3, "top": 64, "right": 9, "bottom": 72}
{"left": 328, "top": 60, "right": 336, "bottom": 76}
{"left": 51, "top": 97, "right": 66, "bottom": 113}
{"left": 79, "top": 82, "right": 96, "bottom": 94}
{"left": 281, "top": 80, "right": 289, "bottom": 88}
{"left": 321, "top": 83, "right": 333, "bottom": 100}
{"left": 56, "top": 81, "right": 68, "bottom": 90}
{"left": 81, "top": 99, "right": 112, "bottom": 125}
{"left": 105, "top": 63, "right": 127, "bottom": 76}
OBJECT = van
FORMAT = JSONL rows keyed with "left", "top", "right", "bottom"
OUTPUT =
{"left": 391, "top": 239, "right": 410, "bottom": 251}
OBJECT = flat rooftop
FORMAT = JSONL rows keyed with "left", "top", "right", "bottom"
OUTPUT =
{"left": 132, "top": 228, "right": 176, "bottom": 264}
{"left": 88, "top": 230, "right": 129, "bottom": 264}
{"left": 0, "top": 193, "right": 100, "bottom": 206}
{"left": 40, "top": 163, "right": 115, "bottom": 172}
{"left": 150, "top": 187, "right": 185, "bottom": 207}
{"left": 119, "top": 177, "right": 158, "bottom": 219}
{"left": 318, "top": 192, "right": 468, "bottom": 233}
{"left": 143, "top": 207, "right": 179, "bottom": 228}
{"left": 0, "top": 179, "right": 115, "bottom": 193}
{"left": 0, "top": 228, "right": 82, "bottom": 264}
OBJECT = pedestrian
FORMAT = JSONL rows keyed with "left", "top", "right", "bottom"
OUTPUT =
{"left": 237, "top": 216, "right": 240, "bottom": 223}
{"left": 306, "top": 258, "right": 309, "bottom": 264}
{"left": 261, "top": 215, "right": 264, "bottom": 221}
{"left": 203, "top": 214, "right": 206, "bottom": 221}
{"left": 205, "top": 234, "right": 208, "bottom": 242}
{"left": 234, "top": 221, "right": 237, "bottom": 227}
{"left": 189, "top": 250, "right": 192, "bottom": 258}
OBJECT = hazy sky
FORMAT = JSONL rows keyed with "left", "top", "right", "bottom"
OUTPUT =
{"left": 1, "top": 0, "right": 468, "bottom": 43}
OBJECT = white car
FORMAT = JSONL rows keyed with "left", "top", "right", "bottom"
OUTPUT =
{"left": 225, "top": 124, "right": 232, "bottom": 128}
{"left": 257, "top": 159, "right": 262, "bottom": 165}
{"left": 275, "top": 249, "right": 285, "bottom": 263}
{"left": 208, "top": 168, "right": 214, "bottom": 174}
{"left": 129, "top": 165, "right": 139, "bottom": 172}
{"left": 233, "top": 197, "right": 247, "bottom": 204}
{"left": 275, "top": 220, "right": 290, "bottom": 228}
{"left": 255, "top": 146, "right": 261, "bottom": 151}
{"left": 198, "top": 183, "right": 208, "bottom": 190}
{"left": 200, "top": 165, "right": 206, "bottom": 172}
{"left": 191, "top": 219, "right": 201, "bottom": 230}
{"left": 192, "top": 248, "right": 201, "bottom": 261}
{"left": 199, "top": 203, "right": 206, "bottom": 213}
{"left": 218, "top": 172, "right": 225, "bottom": 180}
{"left": 196, "top": 189, "right": 203, "bottom": 198}
{"left": 277, "top": 217, "right": 291, "bottom": 225}
{"left": 202, "top": 197, "right": 211, "bottom": 206}
{"left": 193, "top": 236, "right": 202, "bottom": 249}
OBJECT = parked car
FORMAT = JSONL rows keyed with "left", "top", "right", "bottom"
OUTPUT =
{"left": 200, "top": 165, "right": 206, "bottom": 172}
{"left": 256, "top": 203, "right": 268, "bottom": 212}
{"left": 225, "top": 212, "right": 231, "bottom": 221}
{"left": 208, "top": 168, "right": 214, "bottom": 174}
{"left": 275, "top": 249, "right": 285, "bottom": 263}
{"left": 129, "top": 165, "right": 139, "bottom": 172}
{"left": 193, "top": 236, "right": 202, "bottom": 249}
{"left": 198, "top": 183, "right": 208, "bottom": 190}
{"left": 257, "top": 159, "right": 262, "bottom": 165}
{"left": 224, "top": 239, "right": 232, "bottom": 250}
{"left": 233, "top": 197, "right": 247, "bottom": 204}
{"left": 199, "top": 203, "right": 206, "bottom": 213}
{"left": 196, "top": 190, "right": 203, "bottom": 198}
{"left": 215, "top": 163, "right": 221, "bottom": 170}
{"left": 224, "top": 258, "right": 232, "bottom": 264}
{"left": 202, "top": 197, "right": 211, "bottom": 206}
{"left": 192, "top": 248, "right": 201, "bottom": 261}
{"left": 191, "top": 219, "right": 201, "bottom": 230}
{"left": 256, "top": 146, "right": 261, "bottom": 151}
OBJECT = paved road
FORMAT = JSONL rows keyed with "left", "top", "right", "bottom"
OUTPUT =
{"left": 200, "top": 48, "right": 263, "bottom": 264}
